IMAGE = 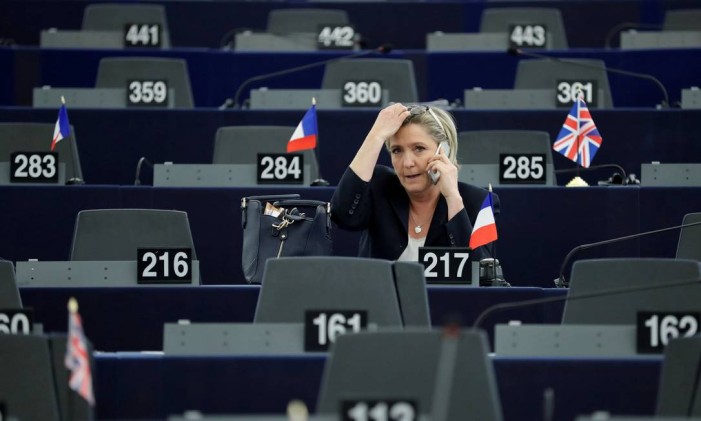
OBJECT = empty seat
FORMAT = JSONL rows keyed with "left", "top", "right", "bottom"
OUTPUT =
{"left": 82, "top": 3, "right": 171, "bottom": 47}
{"left": 0, "top": 260, "right": 22, "bottom": 308}
{"left": 562, "top": 258, "right": 701, "bottom": 325}
{"left": 663, "top": 9, "right": 701, "bottom": 31}
{"left": 254, "top": 257, "right": 430, "bottom": 328}
{"left": 95, "top": 57, "right": 194, "bottom": 108}
{"left": 213, "top": 126, "right": 320, "bottom": 182}
{"left": 317, "top": 329, "right": 502, "bottom": 421}
{"left": 70, "top": 209, "right": 197, "bottom": 261}
{"left": 0, "top": 122, "right": 84, "bottom": 183}
{"left": 322, "top": 58, "right": 418, "bottom": 103}
{"left": 480, "top": 7, "right": 569, "bottom": 49}
{"left": 267, "top": 8, "right": 349, "bottom": 34}
{"left": 677, "top": 212, "right": 701, "bottom": 261}
{"left": 0, "top": 335, "right": 62, "bottom": 421}
{"left": 514, "top": 58, "right": 614, "bottom": 108}
{"left": 457, "top": 130, "right": 556, "bottom": 186}
{"left": 656, "top": 335, "right": 701, "bottom": 417}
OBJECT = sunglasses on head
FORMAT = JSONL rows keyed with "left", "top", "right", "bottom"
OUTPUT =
{"left": 406, "top": 105, "right": 447, "bottom": 136}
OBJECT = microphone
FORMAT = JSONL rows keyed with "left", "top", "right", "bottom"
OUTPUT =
{"left": 506, "top": 47, "right": 670, "bottom": 108}
{"left": 553, "top": 163, "right": 633, "bottom": 185}
{"left": 134, "top": 156, "right": 153, "bottom": 185}
{"left": 222, "top": 43, "right": 393, "bottom": 109}
{"left": 555, "top": 220, "right": 701, "bottom": 288}
{"left": 473, "top": 274, "right": 700, "bottom": 330}
{"left": 66, "top": 150, "right": 85, "bottom": 185}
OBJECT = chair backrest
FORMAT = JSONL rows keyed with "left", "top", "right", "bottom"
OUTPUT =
{"left": 0, "top": 335, "right": 61, "bottom": 421}
{"left": 656, "top": 335, "right": 701, "bottom": 417}
{"left": 213, "top": 126, "right": 320, "bottom": 182}
{"left": 562, "top": 258, "right": 701, "bottom": 325}
{"left": 0, "top": 260, "right": 22, "bottom": 308}
{"left": 95, "top": 57, "right": 194, "bottom": 108}
{"left": 316, "top": 329, "right": 502, "bottom": 421}
{"left": 392, "top": 261, "right": 432, "bottom": 327}
{"left": 514, "top": 58, "right": 614, "bottom": 108}
{"left": 70, "top": 209, "right": 197, "bottom": 261}
{"left": 479, "top": 7, "right": 568, "bottom": 49}
{"left": 457, "top": 130, "right": 555, "bottom": 185}
{"left": 0, "top": 123, "right": 84, "bottom": 183}
{"left": 663, "top": 9, "right": 701, "bottom": 31}
{"left": 254, "top": 257, "right": 430, "bottom": 328}
{"left": 676, "top": 212, "right": 701, "bottom": 261}
{"left": 82, "top": 3, "right": 171, "bottom": 47}
{"left": 267, "top": 8, "right": 349, "bottom": 34}
{"left": 322, "top": 59, "right": 418, "bottom": 103}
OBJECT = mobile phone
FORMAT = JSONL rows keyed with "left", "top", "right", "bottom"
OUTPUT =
{"left": 429, "top": 141, "right": 450, "bottom": 184}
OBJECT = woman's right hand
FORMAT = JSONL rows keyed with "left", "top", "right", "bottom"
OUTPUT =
{"left": 350, "top": 103, "right": 410, "bottom": 181}
{"left": 367, "top": 103, "right": 411, "bottom": 144}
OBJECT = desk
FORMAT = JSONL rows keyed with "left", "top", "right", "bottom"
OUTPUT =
{"left": 4, "top": 185, "right": 700, "bottom": 286}
{"left": 93, "top": 353, "right": 662, "bottom": 421}
{"left": 19, "top": 286, "right": 566, "bottom": 351}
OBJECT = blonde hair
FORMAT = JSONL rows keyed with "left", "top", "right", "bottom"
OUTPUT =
{"left": 385, "top": 105, "right": 459, "bottom": 166}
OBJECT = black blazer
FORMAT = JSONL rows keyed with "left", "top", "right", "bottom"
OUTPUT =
{"left": 331, "top": 166, "right": 499, "bottom": 261}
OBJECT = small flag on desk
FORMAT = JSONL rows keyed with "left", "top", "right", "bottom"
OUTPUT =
{"left": 469, "top": 190, "right": 498, "bottom": 250}
{"left": 287, "top": 99, "right": 318, "bottom": 153}
{"left": 65, "top": 297, "right": 95, "bottom": 406}
{"left": 552, "top": 94, "right": 603, "bottom": 168}
{"left": 51, "top": 97, "right": 70, "bottom": 151}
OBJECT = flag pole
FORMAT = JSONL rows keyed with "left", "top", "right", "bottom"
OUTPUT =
{"left": 310, "top": 97, "right": 329, "bottom": 186}
{"left": 488, "top": 184, "right": 497, "bottom": 285}
{"left": 312, "top": 96, "right": 319, "bottom": 173}
{"left": 566, "top": 91, "right": 588, "bottom": 187}
{"left": 67, "top": 297, "right": 77, "bottom": 419}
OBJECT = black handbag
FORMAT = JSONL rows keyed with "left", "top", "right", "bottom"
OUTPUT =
{"left": 241, "top": 194, "right": 332, "bottom": 284}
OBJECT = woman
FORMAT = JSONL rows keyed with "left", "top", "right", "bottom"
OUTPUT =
{"left": 331, "top": 102, "right": 497, "bottom": 261}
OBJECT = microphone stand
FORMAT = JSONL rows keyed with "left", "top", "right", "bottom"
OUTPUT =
{"left": 554, "top": 163, "right": 629, "bottom": 185}
{"left": 134, "top": 157, "right": 153, "bottom": 186}
{"left": 507, "top": 47, "right": 670, "bottom": 108}
{"left": 555, "top": 220, "right": 701, "bottom": 288}
{"left": 474, "top": 275, "right": 700, "bottom": 329}
{"left": 603, "top": 22, "right": 663, "bottom": 49}
{"left": 223, "top": 44, "right": 392, "bottom": 109}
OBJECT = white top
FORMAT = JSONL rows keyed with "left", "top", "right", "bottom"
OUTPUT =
{"left": 397, "top": 235, "right": 426, "bottom": 261}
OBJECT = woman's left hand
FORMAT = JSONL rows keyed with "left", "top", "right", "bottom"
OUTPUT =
{"left": 427, "top": 151, "right": 459, "bottom": 196}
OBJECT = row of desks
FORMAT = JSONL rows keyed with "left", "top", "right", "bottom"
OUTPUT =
{"left": 94, "top": 352, "right": 662, "bottom": 420}
{"left": 20, "top": 285, "right": 566, "bottom": 351}
{"left": 0, "top": 47, "right": 701, "bottom": 107}
{"left": 4, "top": 47, "right": 699, "bottom": 107}
{"left": 4, "top": 185, "right": 700, "bottom": 286}
{"left": 0, "top": 0, "right": 665, "bottom": 49}
{"left": 1, "top": 108, "right": 698, "bottom": 187}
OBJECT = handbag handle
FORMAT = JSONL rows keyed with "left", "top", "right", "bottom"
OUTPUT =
{"left": 241, "top": 194, "right": 301, "bottom": 229}
{"left": 246, "top": 194, "right": 300, "bottom": 202}
{"left": 273, "top": 199, "right": 327, "bottom": 208}
{"left": 276, "top": 200, "right": 332, "bottom": 234}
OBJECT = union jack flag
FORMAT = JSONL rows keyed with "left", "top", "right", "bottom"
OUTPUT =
{"left": 65, "top": 298, "right": 95, "bottom": 406}
{"left": 552, "top": 94, "right": 603, "bottom": 168}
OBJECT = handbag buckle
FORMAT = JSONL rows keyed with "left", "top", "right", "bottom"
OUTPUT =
{"left": 273, "top": 216, "right": 293, "bottom": 231}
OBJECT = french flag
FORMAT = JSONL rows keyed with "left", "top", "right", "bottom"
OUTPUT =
{"left": 51, "top": 102, "right": 70, "bottom": 151}
{"left": 469, "top": 192, "right": 498, "bottom": 250}
{"left": 287, "top": 102, "right": 318, "bottom": 153}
